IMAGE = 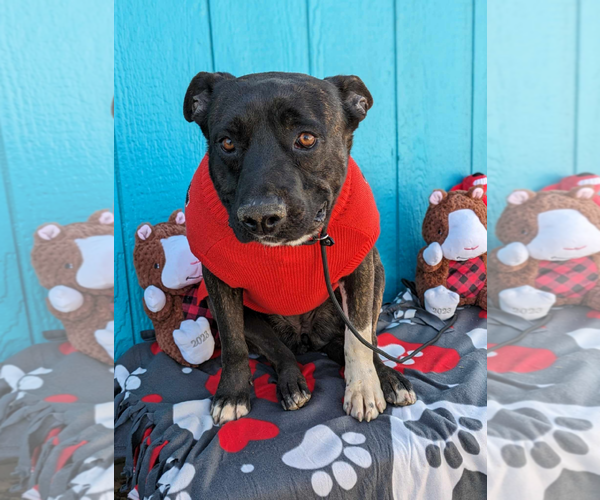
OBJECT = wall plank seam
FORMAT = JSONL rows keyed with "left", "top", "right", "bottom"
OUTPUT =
{"left": 469, "top": 0, "right": 476, "bottom": 175}
{"left": 572, "top": 0, "right": 581, "bottom": 175}
{"left": 393, "top": 0, "right": 401, "bottom": 289}
{"left": 0, "top": 129, "right": 35, "bottom": 347}
{"left": 114, "top": 144, "right": 136, "bottom": 347}
{"left": 207, "top": 0, "right": 217, "bottom": 72}
{"left": 304, "top": 0, "right": 313, "bottom": 75}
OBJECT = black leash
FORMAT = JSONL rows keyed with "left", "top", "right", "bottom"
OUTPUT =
{"left": 313, "top": 230, "right": 457, "bottom": 365}
{"left": 487, "top": 313, "right": 553, "bottom": 352}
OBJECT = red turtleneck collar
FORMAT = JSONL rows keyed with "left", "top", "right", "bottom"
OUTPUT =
{"left": 185, "top": 155, "right": 380, "bottom": 316}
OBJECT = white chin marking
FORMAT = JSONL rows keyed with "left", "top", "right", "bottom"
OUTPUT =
{"left": 75, "top": 235, "right": 114, "bottom": 289}
{"left": 260, "top": 233, "right": 315, "bottom": 247}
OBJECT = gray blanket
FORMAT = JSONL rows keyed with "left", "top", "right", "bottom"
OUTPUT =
{"left": 115, "top": 290, "right": 487, "bottom": 500}
{"left": 487, "top": 305, "right": 600, "bottom": 499}
{"left": 0, "top": 339, "right": 113, "bottom": 499}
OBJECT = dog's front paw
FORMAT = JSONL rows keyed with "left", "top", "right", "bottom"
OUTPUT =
{"left": 211, "top": 386, "right": 252, "bottom": 425}
{"left": 277, "top": 368, "right": 311, "bottom": 411}
{"left": 377, "top": 364, "right": 417, "bottom": 406}
{"left": 343, "top": 366, "right": 386, "bottom": 422}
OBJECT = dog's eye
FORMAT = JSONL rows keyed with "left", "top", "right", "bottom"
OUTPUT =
{"left": 221, "top": 137, "right": 235, "bottom": 152}
{"left": 64, "top": 263, "right": 73, "bottom": 269}
{"left": 153, "top": 263, "right": 160, "bottom": 269}
{"left": 295, "top": 132, "right": 316, "bottom": 149}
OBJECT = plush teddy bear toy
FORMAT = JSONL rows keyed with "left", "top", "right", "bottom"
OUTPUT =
{"left": 416, "top": 187, "right": 488, "bottom": 320}
{"left": 489, "top": 186, "right": 600, "bottom": 320}
{"left": 31, "top": 210, "right": 115, "bottom": 364}
{"left": 133, "top": 209, "right": 214, "bottom": 367}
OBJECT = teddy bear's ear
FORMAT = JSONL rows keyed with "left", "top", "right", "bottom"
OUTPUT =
{"left": 168, "top": 209, "right": 186, "bottom": 225}
{"left": 468, "top": 186, "right": 485, "bottom": 200}
{"left": 570, "top": 186, "right": 596, "bottom": 200}
{"left": 88, "top": 209, "right": 114, "bottom": 225}
{"left": 507, "top": 190, "right": 535, "bottom": 205}
{"left": 429, "top": 189, "right": 447, "bottom": 206}
{"left": 136, "top": 224, "right": 154, "bottom": 241}
{"left": 36, "top": 223, "right": 62, "bottom": 241}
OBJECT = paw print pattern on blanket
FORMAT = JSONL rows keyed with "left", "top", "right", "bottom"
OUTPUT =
{"left": 404, "top": 408, "right": 483, "bottom": 468}
{"left": 488, "top": 407, "right": 592, "bottom": 468}
{"left": 282, "top": 424, "right": 372, "bottom": 497}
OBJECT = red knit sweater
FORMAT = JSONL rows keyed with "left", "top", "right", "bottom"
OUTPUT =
{"left": 186, "top": 155, "right": 380, "bottom": 316}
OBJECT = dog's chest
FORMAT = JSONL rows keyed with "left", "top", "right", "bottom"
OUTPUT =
{"left": 266, "top": 294, "right": 344, "bottom": 353}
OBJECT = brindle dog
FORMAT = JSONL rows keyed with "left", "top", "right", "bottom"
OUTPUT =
{"left": 184, "top": 72, "right": 416, "bottom": 425}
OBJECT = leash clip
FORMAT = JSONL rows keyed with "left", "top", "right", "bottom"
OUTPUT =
{"left": 316, "top": 233, "right": 335, "bottom": 246}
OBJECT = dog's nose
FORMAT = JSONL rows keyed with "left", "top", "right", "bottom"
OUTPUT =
{"left": 237, "top": 199, "right": 287, "bottom": 235}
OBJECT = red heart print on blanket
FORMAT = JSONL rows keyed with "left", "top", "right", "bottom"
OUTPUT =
{"left": 487, "top": 345, "right": 556, "bottom": 373}
{"left": 218, "top": 418, "right": 279, "bottom": 453}
{"left": 59, "top": 342, "right": 77, "bottom": 355}
{"left": 377, "top": 333, "right": 460, "bottom": 373}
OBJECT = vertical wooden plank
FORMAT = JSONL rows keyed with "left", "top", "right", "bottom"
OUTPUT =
{"left": 487, "top": 1, "right": 578, "bottom": 248}
{"left": 472, "top": 0, "right": 487, "bottom": 175}
{"left": 114, "top": 146, "right": 135, "bottom": 359}
{"left": 114, "top": 0, "right": 214, "bottom": 352}
{"left": 209, "top": 0, "right": 309, "bottom": 74}
{"left": 575, "top": 0, "right": 600, "bottom": 174}
{"left": 396, "top": 0, "right": 474, "bottom": 281}
{"left": 0, "top": 0, "right": 114, "bottom": 344}
{"left": 0, "top": 138, "right": 32, "bottom": 360}
{"left": 307, "top": 0, "right": 399, "bottom": 300}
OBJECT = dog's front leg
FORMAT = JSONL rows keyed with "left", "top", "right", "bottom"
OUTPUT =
{"left": 340, "top": 254, "right": 386, "bottom": 422}
{"left": 203, "top": 267, "right": 252, "bottom": 425}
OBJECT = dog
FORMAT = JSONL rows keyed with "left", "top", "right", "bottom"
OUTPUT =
{"left": 183, "top": 72, "right": 416, "bottom": 425}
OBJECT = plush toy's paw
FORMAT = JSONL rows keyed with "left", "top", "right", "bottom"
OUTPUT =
{"left": 173, "top": 317, "right": 215, "bottom": 365}
{"left": 423, "top": 242, "right": 443, "bottom": 266}
{"left": 497, "top": 242, "right": 529, "bottom": 267}
{"left": 499, "top": 285, "right": 556, "bottom": 320}
{"left": 94, "top": 321, "right": 114, "bottom": 359}
{"left": 277, "top": 367, "right": 312, "bottom": 411}
{"left": 424, "top": 285, "right": 460, "bottom": 320}
{"left": 144, "top": 285, "right": 166, "bottom": 312}
{"left": 48, "top": 285, "right": 84, "bottom": 313}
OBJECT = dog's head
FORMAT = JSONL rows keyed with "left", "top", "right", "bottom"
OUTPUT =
{"left": 184, "top": 72, "right": 372, "bottom": 246}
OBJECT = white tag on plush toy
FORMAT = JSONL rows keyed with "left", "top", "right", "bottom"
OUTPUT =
{"left": 424, "top": 285, "right": 460, "bottom": 320}
{"left": 173, "top": 317, "right": 215, "bottom": 365}
{"left": 499, "top": 285, "right": 556, "bottom": 320}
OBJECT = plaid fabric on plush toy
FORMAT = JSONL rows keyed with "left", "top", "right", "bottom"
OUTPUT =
{"left": 447, "top": 257, "right": 487, "bottom": 299}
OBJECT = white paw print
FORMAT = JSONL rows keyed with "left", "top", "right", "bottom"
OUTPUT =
{"left": 157, "top": 463, "right": 195, "bottom": 500}
{"left": 282, "top": 425, "right": 372, "bottom": 497}
{"left": 379, "top": 345, "right": 424, "bottom": 367}
{"left": 114, "top": 365, "right": 146, "bottom": 400}
{"left": 0, "top": 365, "right": 53, "bottom": 398}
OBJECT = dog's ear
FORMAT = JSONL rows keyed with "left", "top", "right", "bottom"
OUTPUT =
{"left": 183, "top": 72, "right": 235, "bottom": 130}
{"left": 324, "top": 75, "right": 373, "bottom": 129}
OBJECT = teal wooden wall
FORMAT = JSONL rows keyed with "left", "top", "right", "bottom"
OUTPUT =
{"left": 114, "top": 0, "right": 487, "bottom": 358}
{"left": 0, "top": 0, "right": 114, "bottom": 361}
{"left": 4, "top": 1, "right": 595, "bottom": 361}
{"left": 488, "top": 0, "right": 600, "bottom": 248}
